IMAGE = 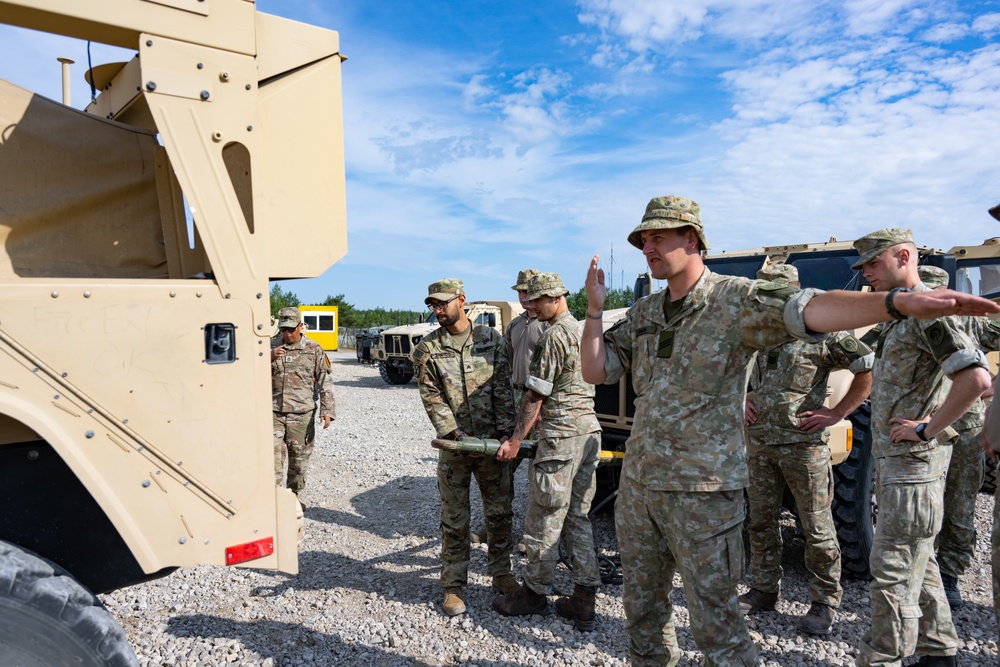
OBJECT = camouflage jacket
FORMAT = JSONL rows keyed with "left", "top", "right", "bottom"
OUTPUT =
{"left": 870, "top": 282, "right": 988, "bottom": 457}
{"left": 414, "top": 324, "right": 515, "bottom": 439}
{"left": 747, "top": 332, "right": 873, "bottom": 446}
{"left": 502, "top": 311, "right": 546, "bottom": 388}
{"left": 524, "top": 311, "right": 599, "bottom": 451}
{"left": 951, "top": 315, "right": 1000, "bottom": 431}
{"left": 272, "top": 336, "right": 335, "bottom": 418}
{"left": 602, "top": 268, "right": 823, "bottom": 491}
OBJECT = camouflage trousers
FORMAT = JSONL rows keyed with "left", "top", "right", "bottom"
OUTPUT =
{"left": 746, "top": 442, "right": 842, "bottom": 607}
{"left": 936, "top": 425, "right": 984, "bottom": 579}
{"left": 617, "top": 477, "right": 757, "bottom": 667}
{"left": 274, "top": 410, "right": 316, "bottom": 493}
{"left": 856, "top": 446, "right": 958, "bottom": 666}
{"left": 522, "top": 433, "right": 601, "bottom": 595}
{"left": 992, "top": 475, "right": 1000, "bottom": 631}
{"left": 437, "top": 449, "right": 513, "bottom": 588}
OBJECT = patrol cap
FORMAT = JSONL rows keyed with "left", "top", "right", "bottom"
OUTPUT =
{"left": 511, "top": 268, "right": 541, "bottom": 292}
{"left": 277, "top": 306, "right": 300, "bottom": 329}
{"left": 627, "top": 196, "right": 710, "bottom": 251}
{"left": 756, "top": 264, "right": 799, "bottom": 284}
{"left": 424, "top": 278, "right": 465, "bottom": 305}
{"left": 526, "top": 272, "right": 569, "bottom": 301}
{"left": 918, "top": 265, "right": 949, "bottom": 289}
{"left": 852, "top": 228, "right": 913, "bottom": 270}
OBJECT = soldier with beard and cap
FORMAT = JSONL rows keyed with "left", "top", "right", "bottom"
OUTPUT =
{"left": 577, "top": 196, "right": 998, "bottom": 667}
{"left": 412, "top": 278, "right": 520, "bottom": 617}
{"left": 741, "top": 263, "right": 873, "bottom": 636}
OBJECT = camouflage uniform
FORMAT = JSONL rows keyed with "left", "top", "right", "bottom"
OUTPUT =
{"left": 414, "top": 282, "right": 516, "bottom": 589}
{"left": 853, "top": 231, "right": 988, "bottom": 666}
{"left": 602, "top": 258, "right": 824, "bottom": 666}
{"left": 272, "top": 310, "right": 336, "bottom": 493}
{"left": 522, "top": 306, "right": 603, "bottom": 594}
{"left": 745, "top": 330, "right": 873, "bottom": 608}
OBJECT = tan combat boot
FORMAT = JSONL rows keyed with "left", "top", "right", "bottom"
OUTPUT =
{"left": 492, "top": 574, "right": 521, "bottom": 595}
{"left": 442, "top": 587, "right": 466, "bottom": 616}
{"left": 737, "top": 587, "right": 778, "bottom": 614}
{"left": 493, "top": 582, "right": 547, "bottom": 616}
{"left": 555, "top": 584, "right": 597, "bottom": 631}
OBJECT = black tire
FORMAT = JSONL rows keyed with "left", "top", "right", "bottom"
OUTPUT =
{"left": 0, "top": 541, "right": 137, "bottom": 667}
{"left": 378, "top": 361, "right": 413, "bottom": 385}
{"left": 982, "top": 456, "right": 997, "bottom": 495}
{"left": 832, "top": 402, "right": 875, "bottom": 580}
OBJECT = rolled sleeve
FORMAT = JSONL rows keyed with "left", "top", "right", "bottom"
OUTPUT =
{"left": 941, "top": 348, "right": 988, "bottom": 377}
{"left": 525, "top": 374, "right": 554, "bottom": 397}
{"left": 782, "top": 287, "right": 827, "bottom": 343}
{"left": 849, "top": 353, "right": 875, "bottom": 375}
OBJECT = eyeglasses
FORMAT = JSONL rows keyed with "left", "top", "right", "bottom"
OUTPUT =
{"left": 427, "top": 295, "right": 459, "bottom": 312}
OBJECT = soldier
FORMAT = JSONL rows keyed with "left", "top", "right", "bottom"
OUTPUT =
{"left": 918, "top": 265, "right": 1000, "bottom": 611}
{"left": 271, "top": 306, "right": 335, "bottom": 499}
{"left": 741, "top": 264, "right": 874, "bottom": 635}
{"left": 578, "top": 196, "right": 997, "bottom": 666}
{"left": 412, "top": 278, "right": 520, "bottom": 617}
{"left": 493, "top": 272, "right": 603, "bottom": 631}
{"left": 852, "top": 229, "right": 991, "bottom": 667}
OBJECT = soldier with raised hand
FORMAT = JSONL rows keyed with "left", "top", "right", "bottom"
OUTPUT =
{"left": 578, "top": 196, "right": 998, "bottom": 667}
{"left": 271, "top": 306, "right": 335, "bottom": 500}
{"left": 741, "top": 263, "right": 873, "bottom": 636}
{"left": 852, "top": 229, "right": 992, "bottom": 667}
{"left": 493, "top": 272, "right": 603, "bottom": 631}
{"left": 412, "top": 279, "right": 519, "bottom": 617}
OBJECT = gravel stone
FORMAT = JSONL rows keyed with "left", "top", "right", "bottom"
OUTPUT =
{"left": 100, "top": 351, "right": 1000, "bottom": 665}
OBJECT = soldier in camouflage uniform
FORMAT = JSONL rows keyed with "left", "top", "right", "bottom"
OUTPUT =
{"left": 272, "top": 306, "right": 336, "bottom": 498}
{"left": 917, "top": 265, "right": 1000, "bottom": 611}
{"left": 741, "top": 264, "right": 874, "bottom": 636}
{"left": 493, "top": 272, "right": 603, "bottom": 631}
{"left": 578, "top": 197, "right": 998, "bottom": 667}
{"left": 852, "top": 229, "right": 991, "bottom": 667}
{"left": 412, "top": 278, "right": 519, "bottom": 617}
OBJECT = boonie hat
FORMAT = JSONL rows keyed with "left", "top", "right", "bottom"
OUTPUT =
{"left": 425, "top": 278, "right": 465, "bottom": 305}
{"left": 278, "top": 306, "right": 300, "bottom": 329}
{"left": 852, "top": 228, "right": 913, "bottom": 270}
{"left": 526, "top": 272, "right": 569, "bottom": 301}
{"left": 627, "top": 196, "right": 710, "bottom": 251}
{"left": 756, "top": 264, "right": 799, "bottom": 284}
{"left": 512, "top": 268, "right": 541, "bottom": 292}
{"left": 918, "top": 265, "right": 949, "bottom": 289}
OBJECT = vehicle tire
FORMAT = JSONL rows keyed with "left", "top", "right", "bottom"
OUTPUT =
{"left": 378, "top": 361, "right": 413, "bottom": 385}
{"left": 982, "top": 456, "right": 997, "bottom": 495}
{"left": 831, "top": 402, "right": 875, "bottom": 580}
{"left": 0, "top": 541, "right": 137, "bottom": 667}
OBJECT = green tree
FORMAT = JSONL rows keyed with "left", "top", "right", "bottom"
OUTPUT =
{"left": 566, "top": 286, "right": 635, "bottom": 319}
{"left": 269, "top": 283, "right": 300, "bottom": 317}
{"left": 321, "top": 293, "right": 358, "bottom": 327}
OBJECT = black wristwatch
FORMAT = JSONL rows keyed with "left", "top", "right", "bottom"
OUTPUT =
{"left": 915, "top": 422, "right": 929, "bottom": 441}
{"left": 885, "top": 287, "right": 911, "bottom": 321}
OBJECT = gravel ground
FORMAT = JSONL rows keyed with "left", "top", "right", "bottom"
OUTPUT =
{"left": 102, "top": 351, "right": 1000, "bottom": 666}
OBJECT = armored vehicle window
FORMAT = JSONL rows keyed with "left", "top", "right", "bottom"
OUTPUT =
{"left": 702, "top": 256, "right": 765, "bottom": 279}
{"left": 955, "top": 259, "right": 1000, "bottom": 301}
{"left": 786, "top": 250, "right": 866, "bottom": 291}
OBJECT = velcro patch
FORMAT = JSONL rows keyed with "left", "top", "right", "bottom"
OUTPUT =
{"left": 924, "top": 321, "right": 960, "bottom": 360}
{"left": 657, "top": 331, "right": 674, "bottom": 359}
{"left": 766, "top": 349, "right": 780, "bottom": 370}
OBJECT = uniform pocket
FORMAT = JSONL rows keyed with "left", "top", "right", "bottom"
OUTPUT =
{"left": 531, "top": 458, "right": 572, "bottom": 509}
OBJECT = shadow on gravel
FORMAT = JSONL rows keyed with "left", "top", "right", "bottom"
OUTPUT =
{"left": 307, "top": 475, "right": 440, "bottom": 540}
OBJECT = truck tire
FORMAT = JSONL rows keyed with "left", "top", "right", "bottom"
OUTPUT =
{"left": 0, "top": 541, "right": 137, "bottom": 667}
{"left": 982, "top": 456, "right": 997, "bottom": 495}
{"left": 831, "top": 402, "right": 875, "bottom": 580}
{"left": 378, "top": 361, "right": 413, "bottom": 385}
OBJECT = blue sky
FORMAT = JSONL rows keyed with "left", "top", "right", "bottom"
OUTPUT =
{"left": 2, "top": 1, "right": 999, "bottom": 310}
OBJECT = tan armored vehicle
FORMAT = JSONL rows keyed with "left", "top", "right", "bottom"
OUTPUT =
{"left": 593, "top": 230, "right": 1000, "bottom": 579}
{"left": 371, "top": 301, "right": 523, "bottom": 384}
{"left": 0, "top": 2, "right": 346, "bottom": 664}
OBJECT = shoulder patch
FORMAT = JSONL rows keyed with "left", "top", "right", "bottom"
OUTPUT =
{"left": 989, "top": 320, "right": 1000, "bottom": 335}
{"left": 838, "top": 335, "right": 860, "bottom": 354}
{"left": 412, "top": 347, "right": 426, "bottom": 363}
{"left": 923, "top": 320, "right": 961, "bottom": 360}
{"left": 926, "top": 321, "right": 946, "bottom": 347}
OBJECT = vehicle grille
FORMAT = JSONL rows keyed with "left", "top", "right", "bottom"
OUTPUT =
{"left": 384, "top": 334, "right": 411, "bottom": 356}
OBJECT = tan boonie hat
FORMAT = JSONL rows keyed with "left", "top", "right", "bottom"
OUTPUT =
{"left": 756, "top": 264, "right": 799, "bottom": 284}
{"left": 277, "top": 306, "right": 300, "bottom": 329}
{"left": 627, "top": 195, "right": 710, "bottom": 251}
{"left": 852, "top": 228, "right": 913, "bottom": 270}
{"left": 511, "top": 268, "right": 541, "bottom": 291}
{"left": 918, "top": 265, "right": 949, "bottom": 289}
{"left": 424, "top": 278, "right": 465, "bottom": 305}
{"left": 526, "top": 272, "right": 569, "bottom": 301}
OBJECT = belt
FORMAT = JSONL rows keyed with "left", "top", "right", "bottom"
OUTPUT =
{"left": 513, "top": 383, "right": 526, "bottom": 392}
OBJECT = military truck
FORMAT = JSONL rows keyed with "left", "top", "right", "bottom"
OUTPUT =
{"left": 0, "top": 2, "right": 346, "bottom": 664}
{"left": 593, "top": 231, "right": 1000, "bottom": 579}
{"left": 371, "top": 301, "right": 524, "bottom": 384}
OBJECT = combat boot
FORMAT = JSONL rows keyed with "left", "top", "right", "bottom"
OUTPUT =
{"left": 797, "top": 602, "right": 835, "bottom": 635}
{"left": 555, "top": 584, "right": 597, "bottom": 631}
{"left": 470, "top": 526, "right": 488, "bottom": 544}
{"left": 493, "top": 582, "right": 547, "bottom": 616}
{"left": 738, "top": 587, "right": 778, "bottom": 614}
{"left": 442, "top": 587, "right": 466, "bottom": 616}
{"left": 941, "top": 573, "right": 964, "bottom": 610}
{"left": 492, "top": 574, "right": 522, "bottom": 595}
{"left": 915, "top": 655, "right": 957, "bottom": 666}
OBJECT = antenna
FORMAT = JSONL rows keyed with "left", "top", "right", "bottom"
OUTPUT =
{"left": 608, "top": 243, "right": 614, "bottom": 292}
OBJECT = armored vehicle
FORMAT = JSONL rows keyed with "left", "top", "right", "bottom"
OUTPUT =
{"left": 371, "top": 301, "right": 523, "bottom": 384}
{"left": 593, "top": 231, "right": 1000, "bottom": 579}
{"left": 0, "top": 2, "right": 347, "bottom": 664}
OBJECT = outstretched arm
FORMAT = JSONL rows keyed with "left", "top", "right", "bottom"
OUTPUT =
{"left": 804, "top": 289, "right": 1000, "bottom": 334}
{"left": 581, "top": 255, "right": 609, "bottom": 384}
